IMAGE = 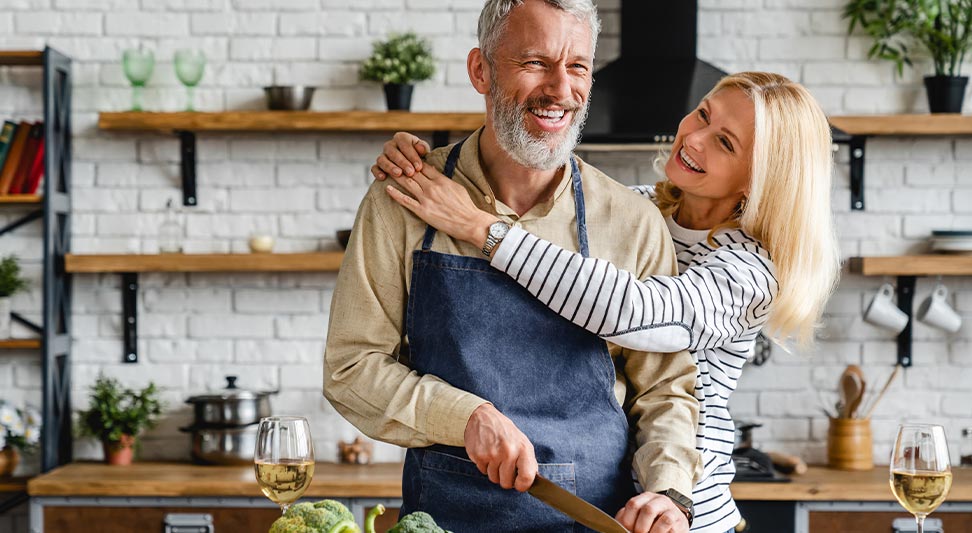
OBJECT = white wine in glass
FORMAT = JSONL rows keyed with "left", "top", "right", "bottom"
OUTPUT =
{"left": 254, "top": 416, "right": 315, "bottom": 514}
{"left": 890, "top": 424, "right": 952, "bottom": 533}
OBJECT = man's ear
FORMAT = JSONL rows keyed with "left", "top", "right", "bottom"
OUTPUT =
{"left": 468, "top": 48, "right": 489, "bottom": 95}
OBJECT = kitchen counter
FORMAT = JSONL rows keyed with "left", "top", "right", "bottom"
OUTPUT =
{"left": 27, "top": 461, "right": 403, "bottom": 498}
{"left": 27, "top": 462, "right": 972, "bottom": 501}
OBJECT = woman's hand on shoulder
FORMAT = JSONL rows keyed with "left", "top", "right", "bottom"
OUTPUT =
{"left": 371, "top": 132, "right": 431, "bottom": 180}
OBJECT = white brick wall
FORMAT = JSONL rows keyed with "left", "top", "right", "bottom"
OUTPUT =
{"left": 1, "top": 4, "right": 972, "bottom": 526}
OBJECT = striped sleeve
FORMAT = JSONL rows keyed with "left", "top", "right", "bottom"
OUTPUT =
{"left": 490, "top": 226, "right": 778, "bottom": 353}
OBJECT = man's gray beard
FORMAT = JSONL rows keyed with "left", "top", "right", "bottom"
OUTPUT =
{"left": 489, "top": 83, "right": 589, "bottom": 171}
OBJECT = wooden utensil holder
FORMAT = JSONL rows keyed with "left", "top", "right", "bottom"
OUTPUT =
{"left": 827, "top": 417, "right": 874, "bottom": 471}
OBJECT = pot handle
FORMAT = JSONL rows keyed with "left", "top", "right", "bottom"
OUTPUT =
{"left": 225, "top": 376, "right": 238, "bottom": 389}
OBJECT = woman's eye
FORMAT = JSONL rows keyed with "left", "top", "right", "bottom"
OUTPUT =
{"left": 698, "top": 108, "right": 709, "bottom": 122}
{"left": 720, "top": 137, "right": 734, "bottom": 153}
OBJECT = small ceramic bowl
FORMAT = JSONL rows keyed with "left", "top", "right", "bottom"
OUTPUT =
{"left": 248, "top": 235, "right": 274, "bottom": 253}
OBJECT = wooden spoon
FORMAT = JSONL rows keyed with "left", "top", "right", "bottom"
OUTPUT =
{"left": 839, "top": 365, "right": 866, "bottom": 418}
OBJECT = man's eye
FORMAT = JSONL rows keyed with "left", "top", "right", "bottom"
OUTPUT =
{"left": 720, "top": 137, "right": 734, "bottom": 153}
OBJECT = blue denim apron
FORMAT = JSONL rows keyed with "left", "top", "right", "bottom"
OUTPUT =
{"left": 400, "top": 140, "right": 636, "bottom": 532}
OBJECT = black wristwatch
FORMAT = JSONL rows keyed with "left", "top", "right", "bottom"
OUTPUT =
{"left": 657, "top": 488, "right": 694, "bottom": 526}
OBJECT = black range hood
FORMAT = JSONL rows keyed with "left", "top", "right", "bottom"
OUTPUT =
{"left": 582, "top": 0, "right": 727, "bottom": 144}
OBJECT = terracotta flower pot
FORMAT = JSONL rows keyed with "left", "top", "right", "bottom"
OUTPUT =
{"left": 103, "top": 434, "right": 136, "bottom": 466}
{"left": 0, "top": 446, "right": 20, "bottom": 476}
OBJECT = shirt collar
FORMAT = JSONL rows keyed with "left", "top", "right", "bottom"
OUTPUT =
{"left": 454, "top": 127, "right": 575, "bottom": 222}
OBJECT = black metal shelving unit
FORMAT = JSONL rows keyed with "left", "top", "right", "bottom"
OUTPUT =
{"left": 0, "top": 47, "right": 72, "bottom": 488}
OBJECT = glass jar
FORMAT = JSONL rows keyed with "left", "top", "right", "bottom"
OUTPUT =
{"left": 960, "top": 428, "right": 972, "bottom": 467}
{"left": 158, "top": 199, "right": 183, "bottom": 254}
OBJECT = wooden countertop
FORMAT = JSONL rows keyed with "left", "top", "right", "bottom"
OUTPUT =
{"left": 27, "top": 462, "right": 972, "bottom": 502}
{"left": 28, "top": 462, "right": 403, "bottom": 498}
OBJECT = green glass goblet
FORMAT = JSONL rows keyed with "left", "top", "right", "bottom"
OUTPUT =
{"left": 174, "top": 49, "right": 206, "bottom": 112}
{"left": 122, "top": 48, "right": 155, "bottom": 112}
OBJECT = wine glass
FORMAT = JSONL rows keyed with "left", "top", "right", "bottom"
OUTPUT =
{"left": 254, "top": 416, "right": 315, "bottom": 515}
{"left": 890, "top": 424, "right": 952, "bottom": 533}
{"left": 173, "top": 48, "right": 206, "bottom": 111}
{"left": 121, "top": 48, "right": 154, "bottom": 111}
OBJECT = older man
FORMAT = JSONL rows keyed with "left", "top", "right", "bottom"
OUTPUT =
{"left": 324, "top": 1, "right": 701, "bottom": 532}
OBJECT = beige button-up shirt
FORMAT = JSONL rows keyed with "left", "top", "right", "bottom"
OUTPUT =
{"left": 324, "top": 129, "right": 702, "bottom": 495}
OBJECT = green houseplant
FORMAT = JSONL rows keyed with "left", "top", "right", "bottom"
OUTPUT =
{"left": 77, "top": 376, "right": 163, "bottom": 465}
{"left": 0, "top": 255, "right": 29, "bottom": 340}
{"left": 360, "top": 32, "right": 436, "bottom": 111}
{"left": 844, "top": 0, "right": 972, "bottom": 112}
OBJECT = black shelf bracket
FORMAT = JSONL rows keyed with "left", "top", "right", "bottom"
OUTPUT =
{"left": 832, "top": 128, "right": 866, "bottom": 211}
{"left": 0, "top": 209, "right": 42, "bottom": 237}
{"left": 122, "top": 272, "right": 138, "bottom": 363}
{"left": 12, "top": 311, "right": 42, "bottom": 334}
{"left": 895, "top": 275, "right": 916, "bottom": 368}
{"left": 177, "top": 130, "right": 197, "bottom": 207}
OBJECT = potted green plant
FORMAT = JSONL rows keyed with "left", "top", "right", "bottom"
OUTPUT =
{"left": 844, "top": 0, "right": 972, "bottom": 113}
{"left": 360, "top": 32, "right": 436, "bottom": 111}
{"left": 0, "top": 401, "right": 40, "bottom": 477}
{"left": 77, "top": 376, "right": 163, "bottom": 465}
{"left": 0, "top": 255, "right": 29, "bottom": 339}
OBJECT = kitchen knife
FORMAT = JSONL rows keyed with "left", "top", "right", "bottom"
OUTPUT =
{"left": 528, "top": 474, "right": 630, "bottom": 533}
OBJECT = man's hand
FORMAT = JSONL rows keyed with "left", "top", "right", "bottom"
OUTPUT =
{"left": 615, "top": 492, "right": 690, "bottom": 533}
{"left": 464, "top": 403, "right": 538, "bottom": 492}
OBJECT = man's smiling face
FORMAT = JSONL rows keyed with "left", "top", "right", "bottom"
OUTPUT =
{"left": 483, "top": 0, "right": 594, "bottom": 170}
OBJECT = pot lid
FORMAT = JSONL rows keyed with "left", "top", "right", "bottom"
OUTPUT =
{"left": 186, "top": 376, "right": 268, "bottom": 402}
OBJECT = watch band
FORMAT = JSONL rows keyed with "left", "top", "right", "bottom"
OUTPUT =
{"left": 657, "top": 489, "right": 694, "bottom": 526}
{"left": 481, "top": 221, "right": 510, "bottom": 257}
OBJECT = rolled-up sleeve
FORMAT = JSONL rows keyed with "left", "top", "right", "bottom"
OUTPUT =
{"left": 620, "top": 211, "right": 703, "bottom": 496}
{"left": 323, "top": 182, "right": 488, "bottom": 448}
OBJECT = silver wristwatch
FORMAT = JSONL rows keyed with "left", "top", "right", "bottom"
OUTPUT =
{"left": 482, "top": 220, "right": 511, "bottom": 257}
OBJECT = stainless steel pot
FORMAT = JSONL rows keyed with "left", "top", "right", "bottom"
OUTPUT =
{"left": 263, "top": 85, "right": 315, "bottom": 110}
{"left": 185, "top": 376, "right": 273, "bottom": 427}
{"left": 734, "top": 421, "right": 761, "bottom": 452}
{"left": 181, "top": 424, "right": 259, "bottom": 465}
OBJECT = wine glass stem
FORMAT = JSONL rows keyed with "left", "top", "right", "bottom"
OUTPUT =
{"left": 916, "top": 514, "right": 925, "bottom": 533}
{"left": 132, "top": 85, "right": 143, "bottom": 112}
{"left": 186, "top": 86, "right": 195, "bottom": 112}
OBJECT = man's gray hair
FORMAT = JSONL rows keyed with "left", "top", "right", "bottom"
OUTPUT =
{"left": 477, "top": 0, "right": 600, "bottom": 63}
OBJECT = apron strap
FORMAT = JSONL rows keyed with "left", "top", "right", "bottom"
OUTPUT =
{"left": 569, "top": 157, "right": 589, "bottom": 258}
{"left": 421, "top": 140, "right": 465, "bottom": 251}
{"left": 422, "top": 142, "right": 589, "bottom": 257}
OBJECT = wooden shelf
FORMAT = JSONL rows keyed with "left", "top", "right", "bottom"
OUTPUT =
{"left": 98, "top": 111, "right": 485, "bottom": 133}
{"left": 0, "top": 51, "right": 43, "bottom": 67}
{"left": 64, "top": 252, "right": 344, "bottom": 273}
{"left": 0, "top": 195, "right": 42, "bottom": 204}
{"left": 0, "top": 339, "right": 41, "bottom": 349}
{"left": 848, "top": 255, "right": 972, "bottom": 276}
{"left": 829, "top": 114, "right": 972, "bottom": 136}
{"left": 0, "top": 476, "right": 29, "bottom": 492}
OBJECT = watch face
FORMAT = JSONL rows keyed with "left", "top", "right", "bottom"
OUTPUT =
{"left": 489, "top": 221, "right": 510, "bottom": 239}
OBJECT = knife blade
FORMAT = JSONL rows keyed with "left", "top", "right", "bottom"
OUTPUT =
{"left": 528, "top": 474, "right": 630, "bottom": 533}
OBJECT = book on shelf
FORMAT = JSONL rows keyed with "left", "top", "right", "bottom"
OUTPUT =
{"left": 0, "top": 121, "right": 32, "bottom": 195}
{"left": 9, "top": 122, "right": 42, "bottom": 195}
{"left": 23, "top": 136, "right": 43, "bottom": 195}
{"left": 0, "top": 121, "right": 16, "bottom": 173}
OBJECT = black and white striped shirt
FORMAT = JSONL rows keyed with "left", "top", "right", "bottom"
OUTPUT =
{"left": 489, "top": 185, "right": 778, "bottom": 533}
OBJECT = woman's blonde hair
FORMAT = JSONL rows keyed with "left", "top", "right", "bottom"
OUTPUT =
{"left": 655, "top": 72, "right": 840, "bottom": 348}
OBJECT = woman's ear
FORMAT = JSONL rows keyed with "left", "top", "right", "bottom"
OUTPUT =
{"left": 468, "top": 48, "right": 489, "bottom": 95}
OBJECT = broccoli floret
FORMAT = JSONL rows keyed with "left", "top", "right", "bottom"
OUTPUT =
{"left": 269, "top": 516, "right": 314, "bottom": 533}
{"left": 387, "top": 512, "right": 452, "bottom": 533}
{"left": 275, "top": 500, "right": 360, "bottom": 533}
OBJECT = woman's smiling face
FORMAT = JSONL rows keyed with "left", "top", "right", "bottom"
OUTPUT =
{"left": 665, "top": 87, "right": 755, "bottom": 205}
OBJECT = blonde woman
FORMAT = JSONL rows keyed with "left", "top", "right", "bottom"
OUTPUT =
{"left": 372, "top": 72, "right": 840, "bottom": 533}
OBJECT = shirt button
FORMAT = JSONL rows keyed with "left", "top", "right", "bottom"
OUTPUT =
{"left": 484, "top": 195, "right": 492, "bottom": 204}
